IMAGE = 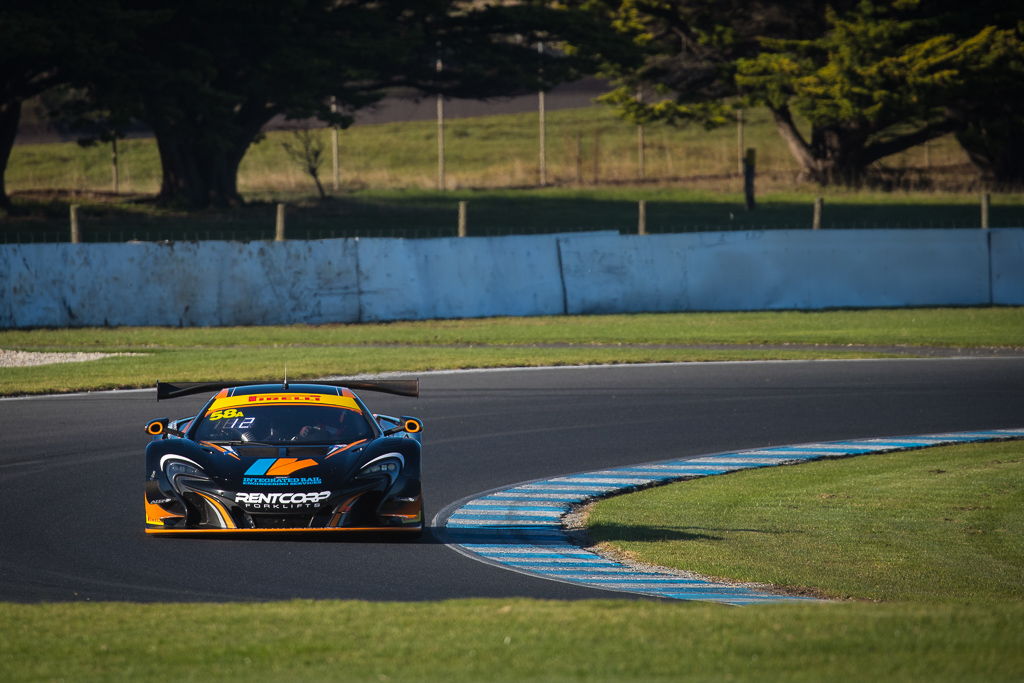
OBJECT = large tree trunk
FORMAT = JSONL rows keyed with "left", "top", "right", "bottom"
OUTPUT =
{"left": 149, "top": 106, "right": 271, "bottom": 208}
{"left": 153, "top": 126, "right": 250, "bottom": 208}
{"left": 770, "top": 104, "right": 956, "bottom": 187}
{"left": 956, "top": 116, "right": 1024, "bottom": 189}
{"left": 0, "top": 99, "right": 21, "bottom": 213}
{"left": 770, "top": 106, "right": 870, "bottom": 186}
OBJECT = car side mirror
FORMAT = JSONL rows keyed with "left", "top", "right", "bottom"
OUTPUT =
{"left": 383, "top": 417, "right": 423, "bottom": 436}
{"left": 145, "top": 418, "right": 184, "bottom": 438}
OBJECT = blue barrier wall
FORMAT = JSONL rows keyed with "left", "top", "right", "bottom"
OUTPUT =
{"left": 1, "top": 229, "right": 1020, "bottom": 328}
{"left": 557, "top": 229, "right": 996, "bottom": 313}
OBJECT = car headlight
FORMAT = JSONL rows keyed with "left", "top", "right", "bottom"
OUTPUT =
{"left": 161, "top": 455, "right": 212, "bottom": 493}
{"left": 357, "top": 453, "right": 404, "bottom": 482}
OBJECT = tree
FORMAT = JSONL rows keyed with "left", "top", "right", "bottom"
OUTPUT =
{"left": 1, "top": 0, "right": 132, "bottom": 212}
{"left": 281, "top": 128, "right": 328, "bottom": 200}
{"left": 587, "top": 0, "right": 836, "bottom": 125}
{"left": 734, "top": 1, "right": 973, "bottom": 185}
{"left": 72, "top": 0, "right": 606, "bottom": 209}
{"left": 735, "top": 2, "right": 1018, "bottom": 186}
{"left": 941, "top": 3, "right": 1024, "bottom": 187}
{"left": 585, "top": 0, "right": 1019, "bottom": 187}
{"left": 1, "top": 2, "right": 89, "bottom": 211}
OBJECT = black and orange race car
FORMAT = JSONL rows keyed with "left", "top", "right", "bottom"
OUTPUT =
{"left": 144, "top": 379, "right": 423, "bottom": 536}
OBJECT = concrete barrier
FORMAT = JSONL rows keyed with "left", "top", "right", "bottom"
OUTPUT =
{"left": 0, "top": 229, "right": 1019, "bottom": 328}
{"left": 0, "top": 239, "right": 361, "bottom": 327}
{"left": 355, "top": 234, "right": 568, "bottom": 321}
{"left": 992, "top": 229, "right": 1024, "bottom": 305}
{"left": 557, "top": 230, "right": 993, "bottom": 313}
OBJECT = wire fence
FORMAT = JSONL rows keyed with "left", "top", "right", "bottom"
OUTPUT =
{"left": 3, "top": 179, "right": 1020, "bottom": 245}
{"left": 4, "top": 218, "right": 1018, "bottom": 244}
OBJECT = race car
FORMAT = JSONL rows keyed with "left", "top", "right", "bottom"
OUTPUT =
{"left": 144, "top": 378, "right": 423, "bottom": 536}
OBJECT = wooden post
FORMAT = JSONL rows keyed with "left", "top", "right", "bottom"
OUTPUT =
{"left": 457, "top": 200, "right": 467, "bottom": 237}
{"left": 593, "top": 131, "right": 601, "bottom": 184}
{"left": 69, "top": 204, "right": 81, "bottom": 243}
{"left": 538, "top": 42, "right": 547, "bottom": 187}
{"left": 275, "top": 203, "right": 286, "bottom": 241}
{"left": 743, "top": 148, "right": 756, "bottom": 211}
{"left": 736, "top": 109, "right": 745, "bottom": 176}
{"left": 637, "top": 200, "right": 647, "bottom": 235}
{"left": 636, "top": 87, "right": 645, "bottom": 180}
{"left": 637, "top": 124, "right": 646, "bottom": 179}
{"left": 812, "top": 197, "right": 824, "bottom": 230}
{"left": 111, "top": 138, "right": 119, "bottom": 195}
{"left": 538, "top": 89, "right": 547, "bottom": 186}
{"left": 574, "top": 132, "right": 583, "bottom": 185}
{"left": 436, "top": 55, "right": 446, "bottom": 191}
{"left": 981, "top": 192, "right": 990, "bottom": 229}
{"left": 330, "top": 96, "right": 339, "bottom": 191}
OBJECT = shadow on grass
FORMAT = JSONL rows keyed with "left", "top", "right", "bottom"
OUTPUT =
{"left": 585, "top": 521, "right": 796, "bottom": 544}
{"left": 5, "top": 190, "right": 1023, "bottom": 242}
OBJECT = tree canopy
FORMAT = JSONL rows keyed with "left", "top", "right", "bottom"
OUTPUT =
{"left": 587, "top": 0, "right": 1024, "bottom": 186}
{"left": 3, "top": 0, "right": 611, "bottom": 209}
{"left": 0, "top": 0, "right": 125, "bottom": 210}
{"left": 4, "top": 0, "right": 1022, "bottom": 206}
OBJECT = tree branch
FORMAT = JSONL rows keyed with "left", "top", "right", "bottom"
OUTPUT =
{"left": 862, "top": 117, "right": 959, "bottom": 166}
{"left": 769, "top": 105, "right": 817, "bottom": 172}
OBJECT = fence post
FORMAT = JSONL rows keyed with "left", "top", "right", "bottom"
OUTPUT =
{"left": 981, "top": 192, "right": 990, "bottom": 229}
{"left": 636, "top": 87, "right": 645, "bottom": 180}
{"left": 330, "top": 96, "right": 340, "bottom": 191}
{"left": 275, "top": 203, "right": 286, "bottom": 241}
{"left": 436, "top": 54, "right": 446, "bottom": 191}
{"left": 743, "top": 148, "right": 756, "bottom": 210}
{"left": 69, "top": 204, "right": 81, "bottom": 243}
{"left": 574, "top": 132, "right": 583, "bottom": 185}
{"left": 812, "top": 197, "right": 824, "bottom": 230}
{"left": 538, "top": 43, "right": 547, "bottom": 187}
{"left": 111, "top": 138, "right": 119, "bottom": 195}
{"left": 736, "top": 109, "right": 745, "bottom": 176}
{"left": 638, "top": 200, "right": 647, "bottom": 235}
{"left": 457, "top": 200, "right": 467, "bottom": 237}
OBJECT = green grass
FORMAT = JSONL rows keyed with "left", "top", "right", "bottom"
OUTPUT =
{"left": 2, "top": 599, "right": 1023, "bottom": 681}
{"left": 587, "top": 440, "right": 1024, "bottom": 604}
{"left": 2, "top": 308, "right": 1021, "bottom": 396}
{"left": 2, "top": 309, "right": 1023, "bottom": 679}
{"left": 2, "top": 443, "right": 1023, "bottom": 680}
{"left": 6, "top": 104, "right": 1024, "bottom": 241}
{"left": 2, "top": 307, "right": 1017, "bottom": 348}
{"left": 0, "top": 106, "right": 825, "bottom": 195}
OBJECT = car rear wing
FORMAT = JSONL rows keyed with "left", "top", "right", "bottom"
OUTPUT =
{"left": 156, "top": 378, "right": 419, "bottom": 400}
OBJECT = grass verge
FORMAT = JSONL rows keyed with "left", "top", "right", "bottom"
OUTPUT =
{"left": 1, "top": 599, "right": 1022, "bottom": 681}
{"left": 2, "top": 441, "right": 1023, "bottom": 681}
{"left": 1, "top": 308, "right": 1021, "bottom": 396}
{"left": 587, "top": 441, "right": 1024, "bottom": 604}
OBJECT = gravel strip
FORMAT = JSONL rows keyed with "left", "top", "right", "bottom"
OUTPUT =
{"left": 0, "top": 350, "right": 145, "bottom": 367}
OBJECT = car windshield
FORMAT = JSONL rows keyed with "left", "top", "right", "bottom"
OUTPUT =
{"left": 192, "top": 402, "right": 373, "bottom": 445}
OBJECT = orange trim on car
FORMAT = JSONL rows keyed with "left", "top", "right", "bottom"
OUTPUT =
{"left": 264, "top": 458, "right": 317, "bottom": 476}
{"left": 193, "top": 491, "right": 237, "bottom": 529}
{"left": 325, "top": 440, "right": 367, "bottom": 458}
{"left": 199, "top": 441, "right": 241, "bottom": 459}
{"left": 145, "top": 495, "right": 184, "bottom": 526}
{"left": 145, "top": 526, "right": 421, "bottom": 535}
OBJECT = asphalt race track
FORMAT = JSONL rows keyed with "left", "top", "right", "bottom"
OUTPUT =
{"left": 1, "top": 359, "right": 1022, "bottom": 603}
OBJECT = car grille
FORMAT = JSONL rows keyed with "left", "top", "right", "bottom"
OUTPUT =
{"left": 250, "top": 515, "right": 312, "bottom": 529}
